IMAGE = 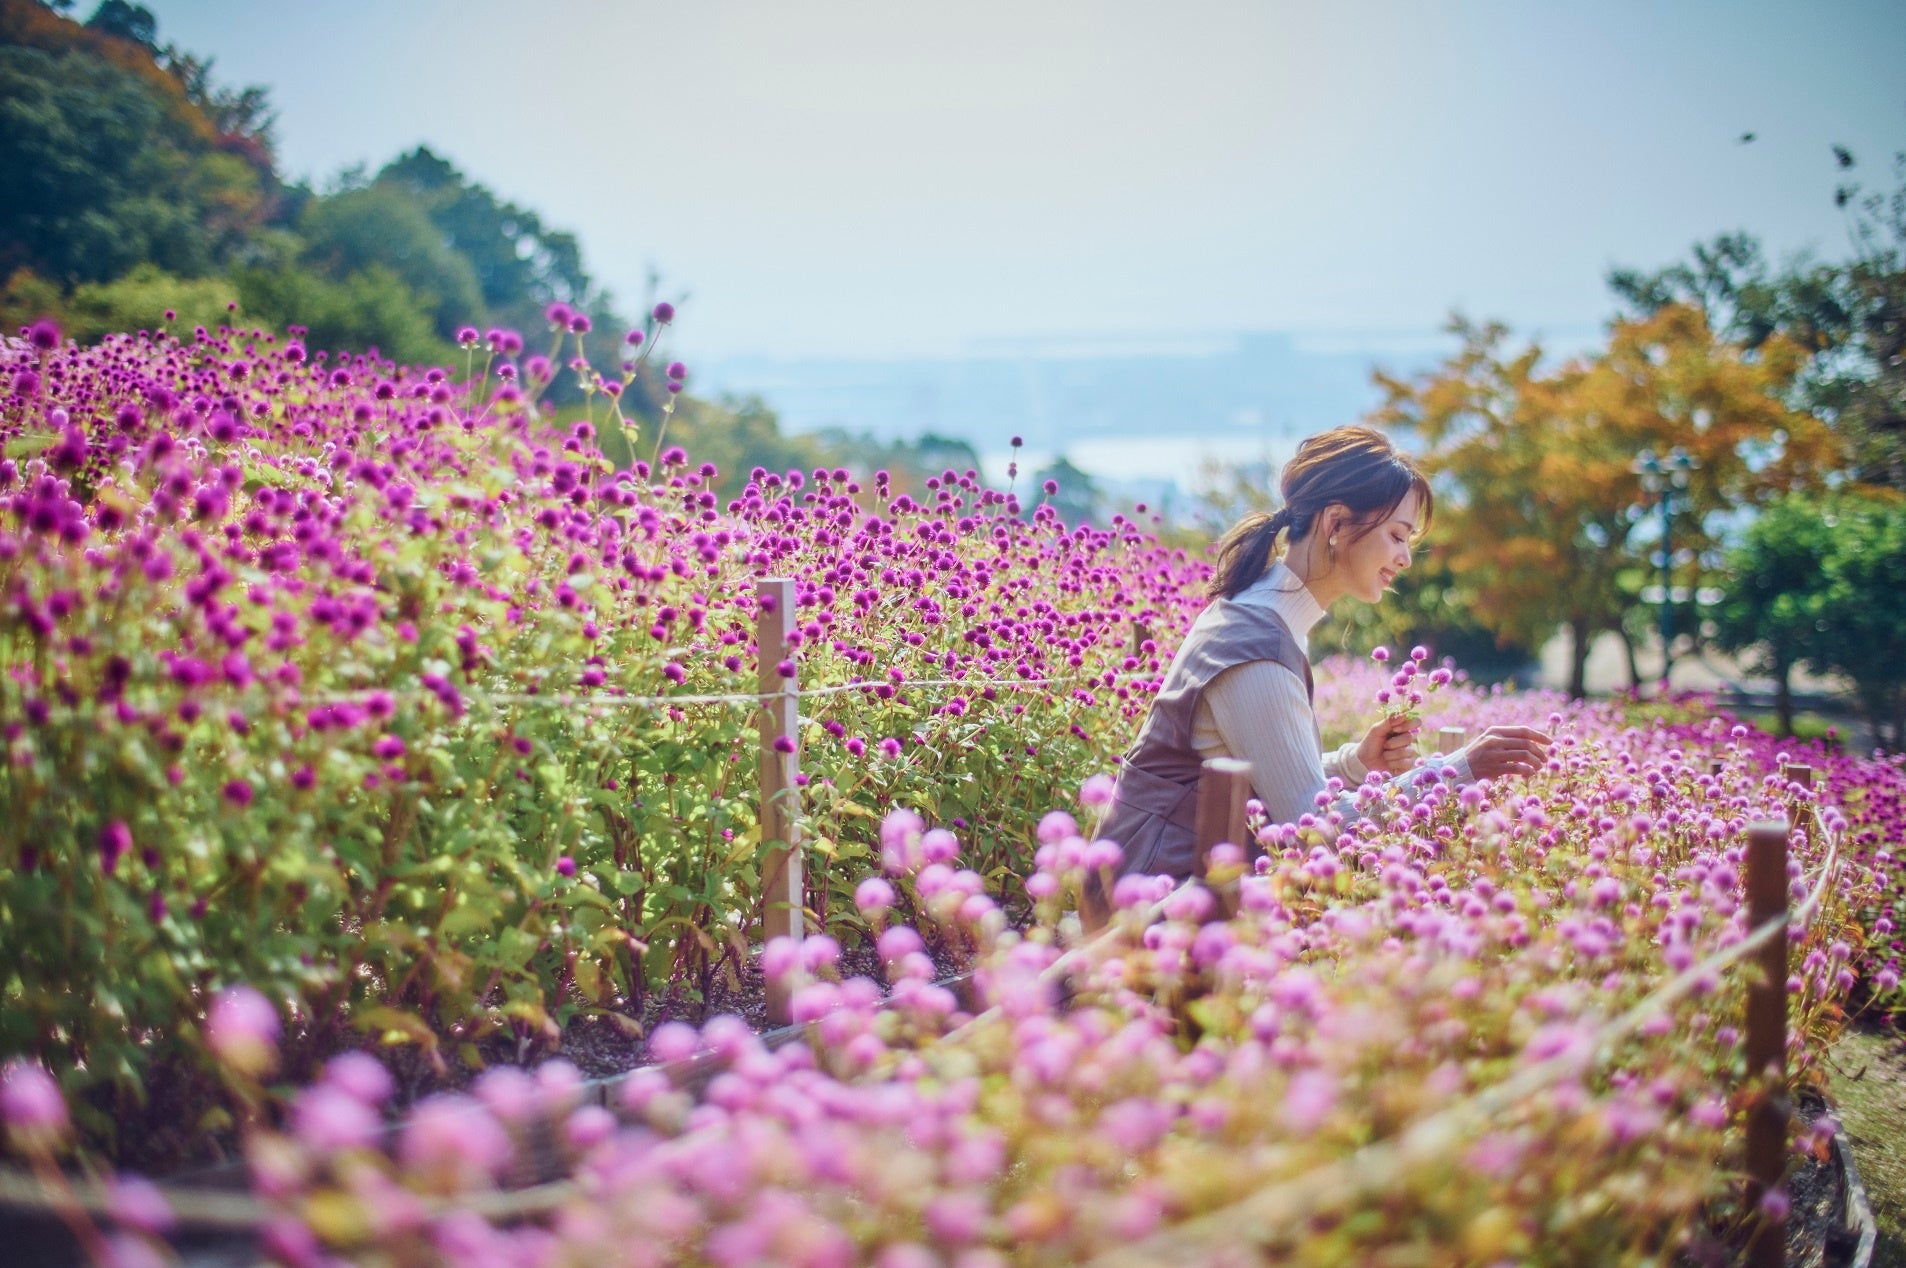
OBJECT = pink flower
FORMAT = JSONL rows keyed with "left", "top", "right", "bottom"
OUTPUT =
{"left": 1280, "top": 1068, "right": 1338, "bottom": 1136}
{"left": 204, "top": 985, "right": 280, "bottom": 1077}
{"left": 1036, "top": 811, "right": 1079, "bottom": 843}
{"left": 877, "top": 925, "right": 925, "bottom": 963}
{"left": 321, "top": 1052, "right": 393, "bottom": 1105}
{"left": 923, "top": 1191, "right": 988, "bottom": 1244}
{"left": 762, "top": 935, "right": 802, "bottom": 983}
{"left": 647, "top": 1021, "right": 700, "bottom": 1064}
{"left": 400, "top": 1095, "right": 513, "bottom": 1191}
{"left": 855, "top": 876, "right": 896, "bottom": 915}
{"left": 920, "top": 828, "right": 961, "bottom": 864}
{"left": 0, "top": 1061, "right": 68, "bottom": 1151}
{"left": 474, "top": 1066, "right": 539, "bottom": 1124}
{"left": 291, "top": 1083, "right": 380, "bottom": 1153}
{"left": 565, "top": 1104, "right": 617, "bottom": 1152}
{"left": 107, "top": 1173, "right": 175, "bottom": 1235}
{"left": 880, "top": 808, "right": 925, "bottom": 873}
{"left": 1079, "top": 774, "right": 1116, "bottom": 807}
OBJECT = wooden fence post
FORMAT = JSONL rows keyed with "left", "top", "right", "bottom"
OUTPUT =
{"left": 757, "top": 578, "right": 804, "bottom": 1026}
{"left": 1744, "top": 819, "right": 1791, "bottom": 1268}
{"left": 1194, "top": 759, "right": 1252, "bottom": 919}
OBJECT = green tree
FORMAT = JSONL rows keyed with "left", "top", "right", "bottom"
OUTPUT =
{"left": 0, "top": 45, "right": 248, "bottom": 284}
{"left": 1610, "top": 149, "right": 1906, "bottom": 491}
{"left": 0, "top": 262, "right": 236, "bottom": 340}
{"left": 1032, "top": 455, "right": 1102, "bottom": 527}
{"left": 234, "top": 263, "right": 450, "bottom": 368}
{"left": 1374, "top": 306, "right": 1825, "bottom": 696}
{"left": 1810, "top": 491, "right": 1906, "bottom": 749}
{"left": 298, "top": 186, "right": 483, "bottom": 342}
{"left": 1710, "top": 496, "right": 1834, "bottom": 736}
{"left": 82, "top": 0, "right": 152, "bottom": 49}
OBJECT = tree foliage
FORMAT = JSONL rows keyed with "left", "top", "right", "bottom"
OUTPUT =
{"left": 1715, "top": 491, "right": 1906, "bottom": 748}
{"left": 1373, "top": 306, "right": 1827, "bottom": 696}
{"left": 1610, "top": 150, "right": 1906, "bottom": 491}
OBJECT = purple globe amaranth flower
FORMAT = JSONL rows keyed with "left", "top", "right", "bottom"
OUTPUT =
{"left": 651, "top": 301, "right": 675, "bottom": 324}
{"left": 472, "top": 1066, "right": 538, "bottom": 1124}
{"left": 400, "top": 1094, "right": 513, "bottom": 1193}
{"left": 647, "top": 1021, "right": 700, "bottom": 1064}
{"left": 99, "top": 820, "right": 132, "bottom": 875}
{"left": 555, "top": 855, "right": 576, "bottom": 877}
{"left": 322, "top": 1051, "right": 394, "bottom": 1106}
{"left": 855, "top": 876, "right": 896, "bottom": 915}
{"left": 204, "top": 985, "right": 280, "bottom": 1077}
{"left": 0, "top": 1060, "right": 69, "bottom": 1152}
{"left": 1079, "top": 773, "right": 1116, "bottom": 807}
{"left": 761, "top": 935, "right": 801, "bottom": 983}
{"left": 291, "top": 1083, "right": 381, "bottom": 1154}
{"left": 565, "top": 1103, "right": 616, "bottom": 1152}
{"left": 107, "top": 1173, "right": 176, "bottom": 1235}
{"left": 665, "top": 360, "right": 687, "bottom": 381}
{"left": 26, "top": 319, "right": 61, "bottom": 351}
{"left": 222, "top": 779, "right": 254, "bottom": 807}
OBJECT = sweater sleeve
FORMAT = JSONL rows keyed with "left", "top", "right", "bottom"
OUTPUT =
{"left": 1199, "top": 660, "right": 1474, "bottom": 828}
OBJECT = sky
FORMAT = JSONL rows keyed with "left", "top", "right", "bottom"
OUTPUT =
{"left": 140, "top": 0, "right": 1906, "bottom": 367}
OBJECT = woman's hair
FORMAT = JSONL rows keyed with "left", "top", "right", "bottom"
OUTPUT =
{"left": 1207, "top": 424, "right": 1432, "bottom": 600}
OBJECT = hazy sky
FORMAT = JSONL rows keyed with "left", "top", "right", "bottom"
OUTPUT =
{"left": 147, "top": 1, "right": 1906, "bottom": 366}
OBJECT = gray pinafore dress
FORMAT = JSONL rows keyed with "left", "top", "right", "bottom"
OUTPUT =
{"left": 1100, "top": 600, "right": 1315, "bottom": 881}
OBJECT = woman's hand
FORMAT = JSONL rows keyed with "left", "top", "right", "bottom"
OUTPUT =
{"left": 1357, "top": 714, "right": 1420, "bottom": 777}
{"left": 1460, "top": 725, "right": 1553, "bottom": 781}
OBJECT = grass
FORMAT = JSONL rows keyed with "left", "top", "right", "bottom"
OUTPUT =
{"left": 1731, "top": 707, "right": 1853, "bottom": 751}
{"left": 1829, "top": 1024, "right": 1906, "bottom": 1267}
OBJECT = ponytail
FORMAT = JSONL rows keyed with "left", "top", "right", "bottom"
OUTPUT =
{"left": 1207, "top": 506, "right": 1292, "bottom": 599}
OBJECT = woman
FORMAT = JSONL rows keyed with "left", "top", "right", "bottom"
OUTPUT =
{"left": 1098, "top": 425, "right": 1551, "bottom": 886}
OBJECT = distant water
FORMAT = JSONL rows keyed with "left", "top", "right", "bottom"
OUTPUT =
{"left": 697, "top": 329, "right": 1453, "bottom": 500}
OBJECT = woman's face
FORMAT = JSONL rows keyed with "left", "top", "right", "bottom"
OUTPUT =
{"left": 1336, "top": 489, "right": 1422, "bottom": 604}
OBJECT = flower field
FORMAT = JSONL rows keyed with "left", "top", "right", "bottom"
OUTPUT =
{"left": 2, "top": 316, "right": 1903, "bottom": 1263}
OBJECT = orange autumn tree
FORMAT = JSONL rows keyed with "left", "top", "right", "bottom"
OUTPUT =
{"left": 1373, "top": 305, "right": 1832, "bottom": 697}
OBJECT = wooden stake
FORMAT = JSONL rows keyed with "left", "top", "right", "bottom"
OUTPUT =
{"left": 1193, "top": 758, "right": 1252, "bottom": 892}
{"left": 757, "top": 578, "right": 804, "bottom": 1025}
{"left": 1744, "top": 819, "right": 1791, "bottom": 1268}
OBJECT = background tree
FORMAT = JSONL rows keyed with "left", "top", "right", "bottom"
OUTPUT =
{"left": 1709, "top": 495, "right": 1835, "bottom": 735}
{"left": 1373, "top": 305, "right": 1824, "bottom": 696}
{"left": 1810, "top": 491, "right": 1906, "bottom": 749}
{"left": 1030, "top": 454, "right": 1103, "bottom": 527}
{"left": 296, "top": 185, "right": 484, "bottom": 343}
{"left": 1610, "top": 148, "right": 1906, "bottom": 491}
